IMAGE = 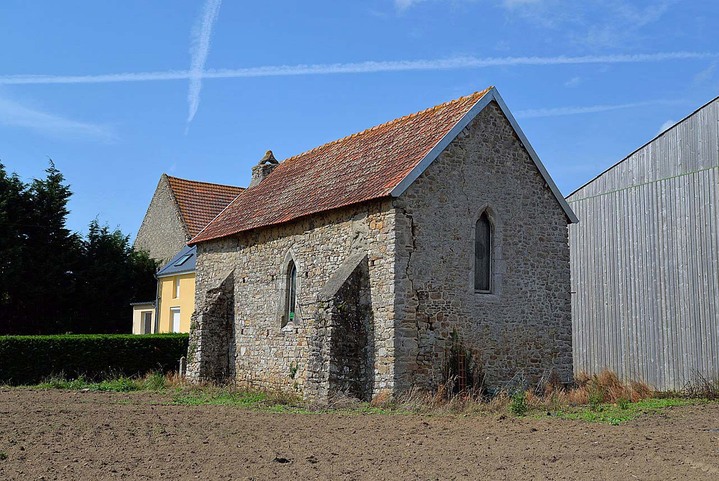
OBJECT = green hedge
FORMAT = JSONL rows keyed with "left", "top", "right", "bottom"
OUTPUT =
{"left": 0, "top": 334, "right": 189, "bottom": 385}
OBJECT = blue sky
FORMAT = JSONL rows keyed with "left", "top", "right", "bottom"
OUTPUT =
{"left": 1, "top": 1, "right": 718, "bottom": 238}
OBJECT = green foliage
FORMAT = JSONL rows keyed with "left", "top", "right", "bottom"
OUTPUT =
{"left": 510, "top": 391, "right": 528, "bottom": 416}
{"left": 0, "top": 451, "right": 7, "bottom": 461}
{"left": 0, "top": 161, "right": 158, "bottom": 334}
{"left": 71, "top": 220, "right": 158, "bottom": 333}
{"left": 0, "top": 334, "right": 188, "bottom": 385}
{"left": 143, "top": 371, "right": 167, "bottom": 391}
{"left": 172, "top": 388, "right": 305, "bottom": 412}
{"left": 551, "top": 398, "right": 696, "bottom": 425}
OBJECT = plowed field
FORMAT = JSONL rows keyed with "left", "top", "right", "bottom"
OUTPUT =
{"left": 1, "top": 389, "right": 718, "bottom": 480}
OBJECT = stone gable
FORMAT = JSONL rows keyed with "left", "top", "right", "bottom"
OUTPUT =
{"left": 134, "top": 175, "right": 188, "bottom": 263}
{"left": 393, "top": 101, "right": 572, "bottom": 390}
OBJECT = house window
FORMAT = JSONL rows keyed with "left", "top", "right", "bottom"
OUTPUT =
{"left": 475, "top": 212, "right": 492, "bottom": 292}
{"left": 142, "top": 311, "right": 153, "bottom": 334}
{"left": 170, "top": 307, "right": 181, "bottom": 333}
{"left": 173, "top": 277, "right": 180, "bottom": 299}
{"left": 283, "top": 260, "right": 297, "bottom": 327}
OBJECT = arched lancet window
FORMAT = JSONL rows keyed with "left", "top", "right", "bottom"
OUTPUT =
{"left": 475, "top": 212, "right": 492, "bottom": 292}
{"left": 284, "top": 260, "right": 297, "bottom": 327}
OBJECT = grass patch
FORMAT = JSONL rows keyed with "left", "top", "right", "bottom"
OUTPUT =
{"left": 35, "top": 371, "right": 174, "bottom": 393}
{"left": 17, "top": 369, "right": 717, "bottom": 424}
{"left": 172, "top": 387, "right": 307, "bottom": 412}
{"left": 548, "top": 397, "right": 697, "bottom": 425}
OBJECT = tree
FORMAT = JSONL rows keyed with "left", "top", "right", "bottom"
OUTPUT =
{"left": 72, "top": 221, "right": 157, "bottom": 333}
{"left": 20, "top": 162, "right": 82, "bottom": 332}
{"left": 0, "top": 163, "right": 33, "bottom": 332}
{"left": 0, "top": 162, "right": 157, "bottom": 334}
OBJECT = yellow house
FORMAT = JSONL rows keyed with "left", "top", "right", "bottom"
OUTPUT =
{"left": 132, "top": 175, "right": 242, "bottom": 333}
{"left": 131, "top": 301, "right": 156, "bottom": 334}
{"left": 155, "top": 246, "right": 196, "bottom": 333}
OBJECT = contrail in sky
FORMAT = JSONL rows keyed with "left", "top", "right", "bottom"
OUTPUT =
{"left": 186, "top": 0, "right": 222, "bottom": 129}
{"left": 516, "top": 99, "right": 679, "bottom": 119}
{"left": 0, "top": 51, "right": 714, "bottom": 85}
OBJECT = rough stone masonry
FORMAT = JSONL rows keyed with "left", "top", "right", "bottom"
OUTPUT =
{"left": 187, "top": 99, "right": 573, "bottom": 403}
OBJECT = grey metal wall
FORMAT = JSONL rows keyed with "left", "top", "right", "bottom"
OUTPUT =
{"left": 567, "top": 97, "right": 719, "bottom": 390}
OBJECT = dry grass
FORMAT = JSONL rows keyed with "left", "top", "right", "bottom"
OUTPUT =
{"left": 680, "top": 371, "right": 719, "bottom": 400}
{"left": 368, "top": 370, "right": 656, "bottom": 415}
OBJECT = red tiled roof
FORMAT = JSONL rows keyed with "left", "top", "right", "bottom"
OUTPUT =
{"left": 191, "top": 88, "right": 492, "bottom": 244}
{"left": 166, "top": 176, "right": 244, "bottom": 237}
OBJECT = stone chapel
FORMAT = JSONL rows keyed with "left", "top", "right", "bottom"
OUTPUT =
{"left": 186, "top": 87, "right": 577, "bottom": 402}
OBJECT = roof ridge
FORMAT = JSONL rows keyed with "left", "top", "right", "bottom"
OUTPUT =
{"left": 278, "top": 88, "right": 493, "bottom": 166}
{"left": 166, "top": 175, "right": 244, "bottom": 191}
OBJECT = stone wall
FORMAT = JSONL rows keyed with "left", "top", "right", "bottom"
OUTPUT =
{"left": 134, "top": 174, "right": 188, "bottom": 263}
{"left": 393, "top": 101, "right": 573, "bottom": 391}
{"left": 190, "top": 201, "right": 397, "bottom": 402}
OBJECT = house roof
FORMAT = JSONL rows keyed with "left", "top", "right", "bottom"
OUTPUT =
{"left": 191, "top": 87, "right": 576, "bottom": 244}
{"left": 156, "top": 245, "right": 197, "bottom": 277}
{"left": 166, "top": 176, "right": 244, "bottom": 237}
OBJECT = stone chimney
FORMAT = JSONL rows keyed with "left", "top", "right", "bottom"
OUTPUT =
{"left": 249, "top": 150, "right": 279, "bottom": 187}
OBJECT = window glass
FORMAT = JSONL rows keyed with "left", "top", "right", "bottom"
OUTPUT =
{"left": 284, "top": 261, "right": 297, "bottom": 327}
{"left": 475, "top": 213, "right": 491, "bottom": 292}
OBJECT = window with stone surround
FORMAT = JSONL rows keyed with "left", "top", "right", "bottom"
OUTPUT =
{"left": 475, "top": 212, "right": 492, "bottom": 292}
{"left": 283, "top": 260, "right": 297, "bottom": 328}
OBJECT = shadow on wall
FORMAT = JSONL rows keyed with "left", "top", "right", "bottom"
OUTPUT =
{"left": 187, "top": 270, "right": 235, "bottom": 383}
{"left": 310, "top": 254, "right": 375, "bottom": 403}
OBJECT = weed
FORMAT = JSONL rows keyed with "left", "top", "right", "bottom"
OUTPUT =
{"left": 143, "top": 371, "right": 167, "bottom": 391}
{"left": 442, "top": 330, "right": 484, "bottom": 397}
{"left": 682, "top": 372, "right": 719, "bottom": 400}
{"left": 0, "top": 451, "right": 7, "bottom": 461}
{"left": 97, "top": 376, "right": 140, "bottom": 392}
{"left": 288, "top": 362, "right": 298, "bottom": 379}
{"left": 553, "top": 397, "right": 694, "bottom": 425}
{"left": 172, "top": 386, "right": 304, "bottom": 411}
{"left": 510, "top": 391, "right": 528, "bottom": 416}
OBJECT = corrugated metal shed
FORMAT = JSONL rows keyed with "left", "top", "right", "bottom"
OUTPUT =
{"left": 567, "top": 96, "right": 719, "bottom": 390}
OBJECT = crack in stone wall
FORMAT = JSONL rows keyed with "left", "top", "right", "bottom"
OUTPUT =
{"left": 393, "top": 101, "right": 573, "bottom": 390}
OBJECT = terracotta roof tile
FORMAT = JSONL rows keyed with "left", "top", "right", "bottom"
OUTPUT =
{"left": 191, "top": 88, "right": 492, "bottom": 244}
{"left": 166, "top": 176, "right": 244, "bottom": 237}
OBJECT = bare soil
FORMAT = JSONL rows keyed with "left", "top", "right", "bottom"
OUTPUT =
{"left": 0, "top": 389, "right": 718, "bottom": 480}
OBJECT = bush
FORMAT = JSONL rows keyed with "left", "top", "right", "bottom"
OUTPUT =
{"left": 509, "top": 391, "right": 528, "bottom": 416}
{"left": 0, "top": 334, "right": 188, "bottom": 385}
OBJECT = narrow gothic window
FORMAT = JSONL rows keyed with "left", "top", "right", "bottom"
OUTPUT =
{"left": 284, "top": 260, "right": 297, "bottom": 327}
{"left": 475, "top": 213, "right": 492, "bottom": 292}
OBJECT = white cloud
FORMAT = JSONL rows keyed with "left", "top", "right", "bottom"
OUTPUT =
{"left": 516, "top": 100, "right": 675, "bottom": 119}
{"left": 502, "top": 0, "right": 543, "bottom": 9}
{"left": 693, "top": 62, "right": 717, "bottom": 86}
{"left": 0, "top": 52, "right": 713, "bottom": 85}
{"left": 394, "top": 0, "right": 424, "bottom": 10}
{"left": 0, "top": 96, "right": 115, "bottom": 142}
{"left": 500, "top": 0, "right": 675, "bottom": 48}
{"left": 186, "top": 0, "right": 222, "bottom": 128}
{"left": 657, "top": 119, "right": 675, "bottom": 135}
{"left": 564, "top": 76, "right": 581, "bottom": 87}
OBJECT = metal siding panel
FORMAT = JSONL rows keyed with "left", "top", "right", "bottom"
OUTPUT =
{"left": 568, "top": 98, "right": 719, "bottom": 389}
